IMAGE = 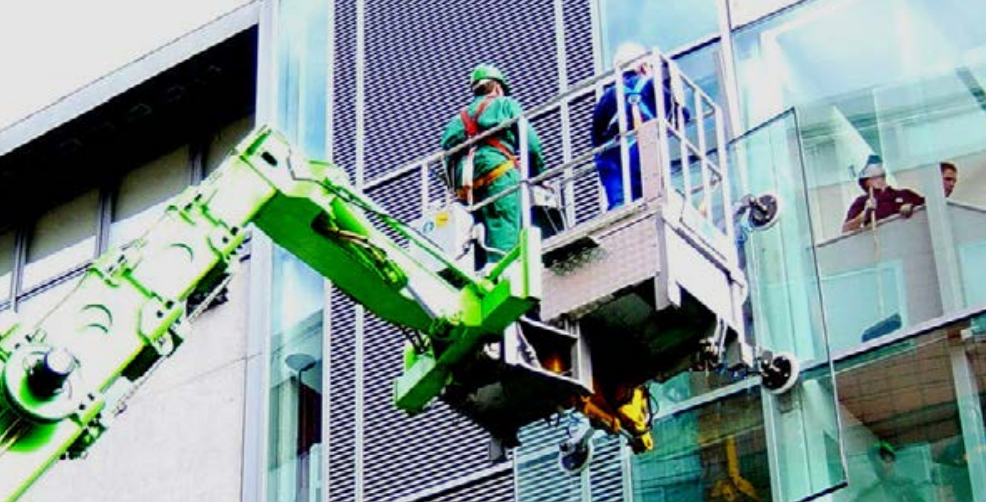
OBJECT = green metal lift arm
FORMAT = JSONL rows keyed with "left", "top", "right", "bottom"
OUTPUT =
{"left": 0, "top": 126, "right": 542, "bottom": 501}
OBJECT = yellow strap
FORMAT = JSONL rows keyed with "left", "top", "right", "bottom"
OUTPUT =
{"left": 456, "top": 161, "right": 515, "bottom": 201}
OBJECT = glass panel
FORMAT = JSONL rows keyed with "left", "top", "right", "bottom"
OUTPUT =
{"left": 632, "top": 391, "right": 771, "bottom": 501}
{"left": 22, "top": 189, "right": 98, "bottom": 289}
{"left": 730, "top": 110, "right": 847, "bottom": 500}
{"left": 263, "top": 0, "right": 329, "bottom": 499}
{"left": 733, "top": 0, "right": 986, "bottom": 134}
{"left": 205, "top": 115, "right": 254, "bottom": 175}
{"left": 601, "top": 0, "right": 719, "bottom": 63}
{"left": 832, "top": 328, "right": 984, "bottom": 502}
{"left": 0, "top": 228, "right": 14, "bottom": 303}
{"left": 267, "top": 245, "right": 325, "bottom": 502}
{"left": 109, "top": 146, "right": 190, "bottom": 248}
{"left": 790, "top": 38, "right": 986, "bottom": 353}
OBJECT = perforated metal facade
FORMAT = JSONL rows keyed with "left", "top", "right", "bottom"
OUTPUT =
{"left": 325, "top": 1, "right": 598, "bottom": 500}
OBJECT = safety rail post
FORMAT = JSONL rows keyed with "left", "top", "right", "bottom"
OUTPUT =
{"left": 419, "top": 160, "right": 430, "bottom": 216}
{"left": 518, "top": 117, "right": 534, "bottom": 230}
{"left": 693, "top": 84, "right": 713, "bottom": 218}
{"left": 650, "top": 50, "right": 673, "bottom": 200}
{"left": 613, "top": 62, "right": 632, "bottom": 209}
{"left": 669, "top": 63, "right": 693, "bottom": 209}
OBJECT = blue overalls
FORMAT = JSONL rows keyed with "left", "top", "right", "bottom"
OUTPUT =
{"left": 592, "top": 75, "right": 657, "bottom": 210}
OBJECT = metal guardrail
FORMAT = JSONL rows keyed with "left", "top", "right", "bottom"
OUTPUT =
{"left": 363, "top": 48, "right": 737, "bottom": 267}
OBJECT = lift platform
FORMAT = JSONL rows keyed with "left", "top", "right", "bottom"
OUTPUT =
{"left": 410, "top": 49, "right": 794, "bottom": 456}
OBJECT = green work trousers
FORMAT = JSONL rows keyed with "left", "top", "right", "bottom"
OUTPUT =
{"left": 474, "top": 169, "right": 521, "bottom": 265}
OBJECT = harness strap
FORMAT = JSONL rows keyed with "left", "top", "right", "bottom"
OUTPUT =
{"left": 455, "top": 160, "right": 514, "bottom": 201}
{"left": 459, "top": 96, "right": 519, "bottom": 165}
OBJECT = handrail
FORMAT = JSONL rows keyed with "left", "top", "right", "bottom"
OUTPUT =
{"left": 359, "top": 48, "right": 738, "bottom": 268}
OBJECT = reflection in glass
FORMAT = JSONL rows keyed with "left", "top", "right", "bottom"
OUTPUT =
{"left": 733, "top": 0, "right": 986, "bottom": 132}
{"left": 22, "top": 190, "right": 98, "bottom": 289}
{"left": 832, "top": 330, "right": 980, "bottom": 502}
{"left": 633, "top": 391, "right": 770, "bottom": 501}
{"left": 267, "top": 246, "right": 324, "bottom": 502}
{"left": 601, "top": 0, "right": 718, "bottom": 64}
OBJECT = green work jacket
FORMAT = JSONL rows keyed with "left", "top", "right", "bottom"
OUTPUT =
{"left": 440, "top": 95, "right": 545, "bottom": 186}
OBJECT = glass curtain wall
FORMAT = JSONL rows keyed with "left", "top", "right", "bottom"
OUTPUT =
{"left": 263, "top": 0, "right": 329, "bottom": 500}
{"left": 733, "top": 0, "right": 986, "bottom": 354}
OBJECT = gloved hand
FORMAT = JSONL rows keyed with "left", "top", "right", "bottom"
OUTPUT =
{"left": 899, "top": 203, "right": 914, "bottom": 218}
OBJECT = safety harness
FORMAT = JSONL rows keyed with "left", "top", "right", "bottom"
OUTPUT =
{"left": 455, "top": 96, "right": 519, "bottom": 202}
{"left": 607, "top": 77, "right": 656, "bottom": 138}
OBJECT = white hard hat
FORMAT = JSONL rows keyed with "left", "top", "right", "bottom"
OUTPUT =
{"left": 613, "top": 42, "right": 647, "bottom": 69}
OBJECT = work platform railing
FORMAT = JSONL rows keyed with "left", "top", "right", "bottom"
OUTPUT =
{"left": 363, "top": 48, "right": 739, "bottom": 278}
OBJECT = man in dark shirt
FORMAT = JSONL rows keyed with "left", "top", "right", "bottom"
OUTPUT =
{"left": 843, "top": 155, "right": 925, "bottom": 233}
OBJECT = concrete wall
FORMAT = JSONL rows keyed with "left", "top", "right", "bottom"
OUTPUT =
{"left": 21, "top": 261, "right": 253, "bottom": 502}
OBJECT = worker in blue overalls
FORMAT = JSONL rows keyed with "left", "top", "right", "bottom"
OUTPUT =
{"left": 591, "top": 42, "right": 683, "bottom": 210}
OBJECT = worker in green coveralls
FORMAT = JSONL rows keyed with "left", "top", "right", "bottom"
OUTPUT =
{"left": 441, "top": 64, "right": 545, "bottom": 268}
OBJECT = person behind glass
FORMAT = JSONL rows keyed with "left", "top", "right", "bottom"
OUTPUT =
{"left": 591, "top": 42, "right": 684, "bottom": 210}
{"left": 842, "top": 155, "right": 925, "bottom": 233}
{"left": 940, "top": 161, "right": 958, "bottom": 198}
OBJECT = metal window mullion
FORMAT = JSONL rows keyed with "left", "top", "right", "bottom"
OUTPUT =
{"left": 95, "top": 177, "right": 115, "bottom": 256}
{"left": 553, "top": 0, "right": 576, "bottom": 227}
{"left": 354, "top": 0, "right": 366, "bottom": 192}
{"left": 9, "top": 223, "right": 27, "bottom": 311}
{"left": 325, "top": 0, "right": 335, "bottom": 162}
{"left": 354, "top": 305, "right": 365, "bottom": 502}
{"left": 717, "top": 0, "right": 747, "bottom": 146}
{"left": 949, "top": 338, "right": 986, "bottom": 502}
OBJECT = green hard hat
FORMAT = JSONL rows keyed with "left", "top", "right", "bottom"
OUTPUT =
{"left": 470, "top": 64, "right": 510, "bottom": 95}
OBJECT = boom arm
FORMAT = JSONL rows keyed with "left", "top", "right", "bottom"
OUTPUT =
{"left": 0, "top": 126, "right": 542, "bottom": 501}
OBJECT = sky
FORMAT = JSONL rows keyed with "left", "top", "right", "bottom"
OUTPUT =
{"left": 0, "top": 0, "right": 253, "bottom": 130}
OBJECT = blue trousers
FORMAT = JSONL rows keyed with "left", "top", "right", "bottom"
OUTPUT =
{"left": 595, "top": 144, "right": 642, "bottom": 210}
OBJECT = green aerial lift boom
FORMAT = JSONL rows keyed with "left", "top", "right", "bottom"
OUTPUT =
{"left": 0, "top": 126, "right": 542, "bottom": 502}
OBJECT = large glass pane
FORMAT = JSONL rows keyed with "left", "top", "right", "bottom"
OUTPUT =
{"left": 730, "top": 110, "right": 847, "bottom": 500}
{"left": 109, "top": 146, "right": 190, "bottom": 248}
{"left": 22, "top": 189, "right": 98, "bottom": 289}
{"left": 601, "top": 0, "right": 719, "bottom": 63}
{"left": 0, "top": 228, "right": 13, "bottom": 304}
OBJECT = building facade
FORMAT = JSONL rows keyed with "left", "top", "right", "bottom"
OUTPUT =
{"left": 2, "top": 0, "right": 985, "bottom": 501}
